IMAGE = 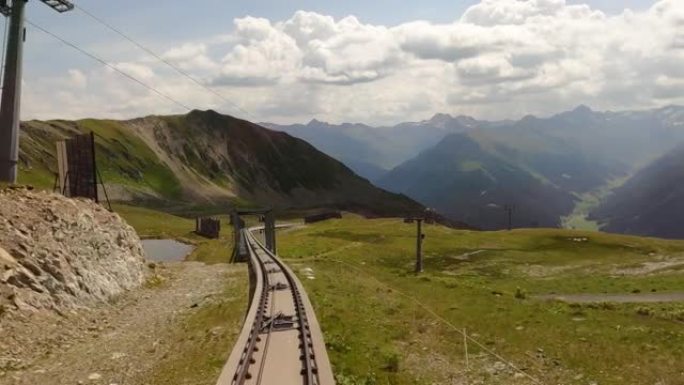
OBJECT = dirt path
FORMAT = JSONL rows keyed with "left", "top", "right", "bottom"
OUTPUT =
{"left": 536, "top": 291, "right": 684, "bottom": 303}
{"left": 0, "top": 261, "right": 247, "bottom": 385}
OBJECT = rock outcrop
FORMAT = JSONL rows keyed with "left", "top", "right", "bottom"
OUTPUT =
{"left": 0, "top": 188, "right": 145, "bottom": 314}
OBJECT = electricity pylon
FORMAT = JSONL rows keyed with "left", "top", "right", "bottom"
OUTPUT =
{"left": 0, "top": 0, "right": 74, "bottom": 183}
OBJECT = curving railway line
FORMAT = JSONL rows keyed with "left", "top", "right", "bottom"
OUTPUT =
{"left": 216, "top": 228, "right": 334, "bottom": 385}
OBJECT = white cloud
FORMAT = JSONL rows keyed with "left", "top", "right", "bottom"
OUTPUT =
{"left": 112, "top": 62, "right": 155, "bottom": 80}
{"left": 211, "top": 16, "right": 301, "bottom": 86}
{"left": 67, "top": 69, "right": 87, "bottom": 89}
{"left": 161, "top": 43, "right": 218, "bottom": 72}
{"left": 460, "top": 0, "right": 590, "bottom": 26}
{"left": 22, "top": 0, "right": 684, "bottom": 125}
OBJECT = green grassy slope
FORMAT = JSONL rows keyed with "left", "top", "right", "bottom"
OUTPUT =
{"left": 19, "top": 119, "right": 182, "bottom": 199}
{"left": 17, "top": 110, "right": 423, "bottom": 218}
{"left": 278, "top": 215, "right": 684, "bottom": 384}
{"left": 113, "top": 203, "right": 234, "bottom": 264}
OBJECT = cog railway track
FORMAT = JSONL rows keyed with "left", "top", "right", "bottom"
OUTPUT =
{"left": 217, "top": 228, "right": 334, "bottom": 385}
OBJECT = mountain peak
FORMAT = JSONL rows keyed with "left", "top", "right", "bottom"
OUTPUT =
{"left": 553, "top": 104, "right": 598, "bottom": 121}
{"left": 307, "top": 118, "right": 326, "bottom": 126}
{"left": 428, "top": 113, "right": 454, "bottom": 124}
{"left": 188, "top": 108, "right": 219, "bottom": 117}
{"left": 520, "top": 114, "right": 538, "bottom": 123}
{"left": 573, "top": 104, "right": 593, "bottom": 114}
{"left": 186, "top": 109, "right": 238, "bottom": 124}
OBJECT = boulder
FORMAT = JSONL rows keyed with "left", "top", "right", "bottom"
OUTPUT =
{"left": 0, "top": 188, "right": 145, "bottom": 314}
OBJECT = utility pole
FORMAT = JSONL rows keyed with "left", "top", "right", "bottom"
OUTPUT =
{"left": 404, "top": 208, "right": 434, "bottom": 273}
{"left": 504, "top": 204, "right": 515, "bottom": 230}
{"left": 0, "top": 0, "right": 74, "bottom": 183}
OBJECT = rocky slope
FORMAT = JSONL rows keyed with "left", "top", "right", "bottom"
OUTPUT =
{"left": 0, "top": 187, "right": 145, "bottom": 314}
{"left": 19, "top": 110, "right": 422, "bottom": 217}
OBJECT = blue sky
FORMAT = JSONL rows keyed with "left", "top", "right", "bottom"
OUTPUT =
{"left": 14, "top": 0, "right": 680, "bottom": 124}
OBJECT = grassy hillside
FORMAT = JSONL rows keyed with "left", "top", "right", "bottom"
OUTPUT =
{"left": 19, "top": 119, "right": 183, "bottom": 199}
{"left": 17, "top": 110, "right": 422, "bottom": 217}
{"left": 591, "top": 145, "right": 684, "bottom": 238}
{"left": 278, "top": 215, "right": 684, "bottom": 384}
{"left": 112, "top": 204, "right": 234, "bottom": 264}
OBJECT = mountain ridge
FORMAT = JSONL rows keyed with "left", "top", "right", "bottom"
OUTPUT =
{"left": 589, "top": 144, "right": 684, "bottom": 238}
{"left": 18, "top": 110, "right": 424, "bottom": 218}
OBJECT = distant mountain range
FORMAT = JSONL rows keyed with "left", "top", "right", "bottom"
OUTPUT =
{"left": 376, "top": 133, "right": 576, "bottom": 229}
{"left": 267, "top": 105, "right": 684, "bottom": 235}
{"left": 263, "top": 113, "right": 478, "bottom": 179}
{"left": 18, "top": 110, "right": 423, "bottom": 217}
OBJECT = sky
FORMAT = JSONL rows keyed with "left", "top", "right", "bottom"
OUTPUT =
{"left": 13, "top": 0, "right": 683, "bottom": 124}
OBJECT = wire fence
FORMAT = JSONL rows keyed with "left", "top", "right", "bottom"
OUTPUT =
{"left": 326, "top": 257, "right": 545, "bottom": 384}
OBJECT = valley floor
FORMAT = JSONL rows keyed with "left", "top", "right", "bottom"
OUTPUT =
{"left": 561, "top": 176, "right": 631, "bottom": 231}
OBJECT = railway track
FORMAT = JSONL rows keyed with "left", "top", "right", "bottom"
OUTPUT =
{"left": 216, "top": 228, "right": 334, "bottom": 385}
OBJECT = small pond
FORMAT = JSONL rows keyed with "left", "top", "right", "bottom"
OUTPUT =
{"left": 142, "top": 239, "right": 195, "bottom": 262}
{"left": 536, "top": 292, "right": 684, "bottom": 303}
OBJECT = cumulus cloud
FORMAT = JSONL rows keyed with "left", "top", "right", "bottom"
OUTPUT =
{"left": 460, "top": 0, "right": 590, "bottom": 25}
{"left": 210, "top": 16, "right": 301, "bottom": 86}
{"left": 22, "top": 0, "right": 684, "bottom": 124}
{"left": 162, "top": 43, "right": 218, "bottom": 72}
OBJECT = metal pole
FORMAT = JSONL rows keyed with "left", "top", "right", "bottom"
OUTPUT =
{"left": 265, "top": 212, "right": 271, "bottom": 252}
{"left": 264, "top": 211, "right": 276, "bottom": 254}
{"left": 89, "top": 132, "right": 99, "bottom": 202}
{"left": 271, "top": 214, "right": 276, "bottom": 254}
{"left": 415, "top": 219, "right": 423, "bottom": 273}
{"left": 0, "top": 0, "right": 26, "bottom": 183}
{"left": 508, "top": 207, "right": 513, "bottom": 231}
{"left": 232, "top": 212, "right": 240, "bottom": 242}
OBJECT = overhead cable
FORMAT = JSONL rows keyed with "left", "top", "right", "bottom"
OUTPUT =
{"left": 74, "top": 5, "right": 255, "bottom": 119}
{"left": 27, "top": 19, "right": 192, "bottom": 111}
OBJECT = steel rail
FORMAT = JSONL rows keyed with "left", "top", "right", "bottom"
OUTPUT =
{"left": 246, "top": 231, "right": 317, "bottom": 384}
{"left": 232, "top": 235, "right": 267, "bottom": 383}
{"left": 254, "top": 236, "right": 276, "bottom": 384}
{"left": 216, "top": 227, "right": 333, "bottom": 385}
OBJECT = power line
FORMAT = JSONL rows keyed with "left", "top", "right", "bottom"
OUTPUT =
{"left": 26, "top": 19, "right": 192, "bottom": 111}
{"left": 74, "top": 5, "right": 255, "bottom": 120}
